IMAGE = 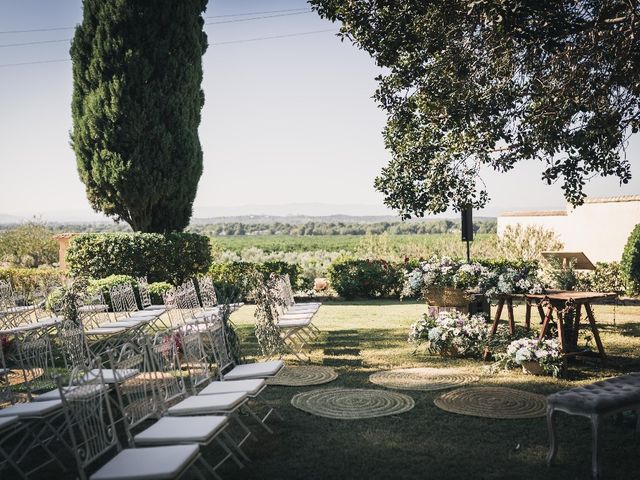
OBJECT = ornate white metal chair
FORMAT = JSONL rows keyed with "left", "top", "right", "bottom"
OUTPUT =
{"left": 109, "top": 338, "right": 246, "bottom": 477}
{"left": 58, "top": 362, "right": 212, "bottom": 480}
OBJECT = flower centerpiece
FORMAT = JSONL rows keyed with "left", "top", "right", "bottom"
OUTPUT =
{"left": 477, "top": 264, "right": 544, "bottom": 300}
{"left": 499, "top": 338, "right": 563, "bottom": 377}
{"left": 402, "top": 256, "right": 484, "bottom": 306}
{"left": 408, "top": 310, "right": 490, "bottom": 357}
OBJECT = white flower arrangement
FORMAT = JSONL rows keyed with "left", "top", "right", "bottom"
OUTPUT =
{"left": 409, "top": 310, "right": 490, "bottom": 357}
{"left": 401, "top": 256, "right": 485, "bottom": 298}
{"left": 500, "top": 338, "right": 563, "bottom": 377}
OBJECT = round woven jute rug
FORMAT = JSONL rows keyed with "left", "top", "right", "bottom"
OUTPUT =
{"left": 369, "top": 367, "right": 480, "bottom": 392}
{"left": 267, "top": 366, "right": 338, "bottom": 387}
{"left": 434, "top": 386, "right": 547, "bottom": 419}
{"left": 291, "top": 388, "right": 415, "bottom": 419}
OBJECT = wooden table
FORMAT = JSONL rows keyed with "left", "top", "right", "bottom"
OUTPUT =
{"left": 484, "top": 291, "right": 616, "bottom": 364}
{"left": 522, "top": 291, "right": 616, "bottom": 363}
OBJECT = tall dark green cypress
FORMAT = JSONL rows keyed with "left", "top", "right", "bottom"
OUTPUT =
{"left": 70, "top": 0, "right": 208, "bottom": 233}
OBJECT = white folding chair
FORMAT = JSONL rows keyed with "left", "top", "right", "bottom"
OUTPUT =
{"left": 58, "top": 363, "right": 213, "bottom": 480}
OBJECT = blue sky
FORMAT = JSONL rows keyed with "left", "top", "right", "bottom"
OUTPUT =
{"left": 0, "top": 0, "right": 638, "bottom": 220}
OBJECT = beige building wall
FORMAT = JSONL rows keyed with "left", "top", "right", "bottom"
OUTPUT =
{"left": 497, "top": 196, "right": 640, "bottom": 263}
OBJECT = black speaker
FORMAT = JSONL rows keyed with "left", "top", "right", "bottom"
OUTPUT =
{"left": 461, "top": 206, "right": 473, "bottom": 242}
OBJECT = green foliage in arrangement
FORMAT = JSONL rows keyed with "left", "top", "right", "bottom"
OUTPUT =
{"left": 328, "top": 258, "right": 405, "bottom": 299}
{"left": 0, "top": 222, "right": 58, "bottom": 267}
{"left": 70, "top": 0, "right": 208, "bottom": 233}
{"left": 311, "top": 1, "right": 638, "bottom": 216}
{"left": 67, "top": 233, "right": 211, "bottom": 284}
{"left": 622, "top": 224, "right": 640, "bottom": 295}
{"left": 576, "top": 262, "right": 626, "bottom": 294}
{"left": 0, "top": 267, "right": 63, "bottom": 296}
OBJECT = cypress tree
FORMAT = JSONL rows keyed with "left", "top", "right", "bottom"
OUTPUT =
{"left": 70, "top": 0, "right": 208, "bottom": 233}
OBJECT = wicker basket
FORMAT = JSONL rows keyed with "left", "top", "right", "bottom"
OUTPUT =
{"left": 521, "top": 361, "right": 546, "bottom": 376}
{"left": 424, "top": 287, "right": 470, "bottom": 307}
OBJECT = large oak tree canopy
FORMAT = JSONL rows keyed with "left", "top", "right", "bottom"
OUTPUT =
{"left": 311, "top": 0, "right": 640, "bottom": 218}
{"left": 71, "top": 0, "right": 208, "bottom": 233}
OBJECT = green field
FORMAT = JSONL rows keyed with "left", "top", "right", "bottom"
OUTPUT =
{"left": 210, "top": 233, "right": 497, "bottom": 256}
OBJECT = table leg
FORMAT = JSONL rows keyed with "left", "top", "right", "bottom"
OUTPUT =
{"left": 538, "top": 304, "right": 554, "bottom": 340}
{"left": 483, "top": 298, "right": 505, "bottom": 360}
{"left": 525, "top": 303, "right": 531, "bottom": 330}
{"left": 537, "top": 304, "right": 546, "bottom": 324}
{"left": 584, "top": 303, "right": 607, "bottom": 362}
{"left": 556, "top": 310, "right": 568, "bottom": 372}
{"left": 507, "top": 298, "right": 515, "bottom": 335}
{"left": 573, "top": 303, "right": 582, "bottom": 350}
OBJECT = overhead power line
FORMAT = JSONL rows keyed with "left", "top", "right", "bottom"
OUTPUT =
{"left": 0, "top": 7, "right": 312, "bottom": 35}
{"left": 0, "top": 38, "right": 70, "bottom": 48}
{"left": 204, "top": 7, "right": 309, "bottom": 19}
{"left": 0, "top": 11, "right": 314, "bottom": 47}
{"left": 0, "top": 29, "right": 339, "bottom": 68}
{"left": 211, "top": 29, "right": 338, "bottom": 46}
{"left": 204, "top": 10, "right": 311, "bottom": 25}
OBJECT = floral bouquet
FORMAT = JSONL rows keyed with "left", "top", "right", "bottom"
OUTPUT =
{"left": 408, "top": 310, "right": 490, "bottom": 357}
{"left": 477, "top": 267, "right": 544, "bottom": 300}
{"left": 499, "top": 338, "right": 562, "bottom": 377}
{"left": 402, "top": 256, "right": 484, "bottom": 299}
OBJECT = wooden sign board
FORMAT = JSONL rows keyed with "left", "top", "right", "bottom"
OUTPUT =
{"left": 541, "top": 251, "right": 595, "bottom": 270}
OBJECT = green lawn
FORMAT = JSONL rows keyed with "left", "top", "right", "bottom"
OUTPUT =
{"left": 215, "top": 300, "right": 640, "bottom": 480}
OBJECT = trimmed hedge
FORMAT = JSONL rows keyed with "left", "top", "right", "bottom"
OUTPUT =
{"left": 622, "top": 224, "right": 640, "bottom": 295}
{"left": 328, "top": 258, "right": 404, "bottom": 299}
{"left": 208, "top": 261, "right": 303, "bottom": 301}
{"left": 0, "top": 267, "right": 63, "bottom": 296}
{"left": 67, "top": 232, "right": 212, "bottom": 284}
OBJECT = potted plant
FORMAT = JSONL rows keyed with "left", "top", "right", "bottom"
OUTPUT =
{"left": 498, "top": 338, "right": 563, "bottom": 377}
{"left": 409, "top": 310, "right": 490, "bottom": 357}
{"left": 403, "top": 256, "right": 484, "bottom": 307}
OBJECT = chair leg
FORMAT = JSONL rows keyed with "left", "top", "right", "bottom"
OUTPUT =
{"left": 591, "top": 414, "right": 602, "bottom": 479}
{"left": 636, "top": 410, "right": 640, "bottom": 434}
{"left": 546, "top": 406, "right": 558, "bottom": 467}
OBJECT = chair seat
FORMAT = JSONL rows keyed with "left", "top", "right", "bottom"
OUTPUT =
{"left": 199, "top": 378, "right": 265, "bottom": 396}
{"left": 79, "top": 304, "right": 109, "bottom": 313}
{"left": 36, "top": 316, "right": 63, "bottom": 326}
{"left": 277, "top": 319, "right": 311, "bottom": 328}
{"left": 134, "top": 416, "right": 228, "bottom": 445}
{"left": 143, "top": 305, "right": 166, "bottom": 311}
{"left": 35, "top": 385, "right": 78, "bottom": 402}
{"left": 223, "top": 360, "right": 284, "bottom": 381}
{"left": 284, "top": 308, "right": 317, "bottom": 315}
{"left": 0, "top": 400, "right": 61, "bottom": 417}
{"left": 83, "top": 368, "right": 139, "bottom": 384}
{"left": 548, "top": 372, "right": 640, "bottom": 414}
{"left": 85, "top": 327, "right": 127, "bottom": 335}
{"left": 130, "top": 310, "right": 163, "bottom": 318}
{"left": 279, "top": 313, "right": 313, "bottom": 320}
{"left": 99, "top": 319, "right": 146, "bottom": 328}
{"left": 90, "top": 444, "right": 200, "bottom": 480}
{"left": 0, "top": 415, "right": 19, "bottom": 431}
{"left": 167, "top": 392, "right": 246, "bottom": 415}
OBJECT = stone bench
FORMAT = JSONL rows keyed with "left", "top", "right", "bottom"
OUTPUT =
{"left": 546, "top": 372, "right": 640, "bottom": 479}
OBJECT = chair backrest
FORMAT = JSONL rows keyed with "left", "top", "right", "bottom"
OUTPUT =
{"left": 58, "top": 362, "right": 120, "bottom": 480}
{"left": 110, "top": 283, "right": 139, "bottom": 313}
{"left": 108, "top": 340, "right": 156, "bottom": 446}
{"left": 0, "top": 279, "right": 15, "bottom": 309}
{"left": 15, "top": 329, "right": 56, "bottom": 398}
{"left": 197, "top": 275, "right": 218, "bottom": 308}
{"left": 147, "top": 330, "right": 186, "bottom": 409}
{"left": 0, "top": 345, "right": 17, "bottom": 407}
{"left": 180, "top": 328, "right": 213, "bottom": 393}
{"left": 136, "top": 277, "right": 152, "bottom": 309}
{"left": 59, "top": 320, "right": 93, "bottom": 371}
{"left": 206, "top": 320, "right": 235, "bottom": 377}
